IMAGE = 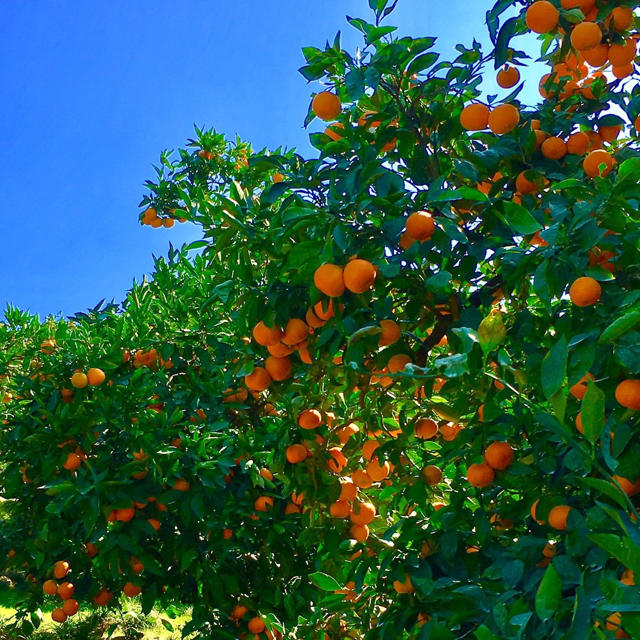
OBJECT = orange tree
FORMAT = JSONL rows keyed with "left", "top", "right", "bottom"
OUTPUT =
{"left": 2, "top": 0, "right": 640, "bottom": 638}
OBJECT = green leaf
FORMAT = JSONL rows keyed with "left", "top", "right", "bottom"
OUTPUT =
{"left": 541, "top": 336, "right": 568, "bottom": 399}
{"left": 502, "top": 201, "right": 542, "bottom": 235}
{"left": 588, "top": 533, "right": 640, "bottom": 575}
{"left": 407, "top": 52, "right": 439, "bottom": 76}
{"left": 577, "top": 477, "right": 628, "bottom": 510}
{"left": 309, "top": 572, "right": 342, "bottom": 591}
{"left": 535, "top": 563, "right": 561, "bottom": 621}
{"left": 599, "top": 310, "right": 640, "bottom": 344}
{"left": 580, "top": 382, "right": 605, "bottom": 443}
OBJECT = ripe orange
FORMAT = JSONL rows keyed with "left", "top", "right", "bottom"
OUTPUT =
{"left": 570, "top": 22, "right": 602, "bottom": 51}
{"left": 387, "top": 353, "right": 411, "bottom": 373}
{"left": 147, "top": 518, "right": 161, "bottom": 531}
{"left": 548, "top": 505, "right": 571, "bottom": 530}
{"left": 252, "top": 321, "right": 282, "bottom": 346}
{"left": 116, "top": 507, "right": 135, "bottom": 522}
{"left": 488, "top": 104, "right": 520, "bottom": 135}
{"left": 53, "top": 561, "right": 70, "bottom": 580}
{"left": 70, "top": 372, "right": 88, "bottom": 389}
{"left": 172, "top": 478, "right": 190, "bottom": 492}
{"left": 312, "top": 92, "right": 341, "bottom": 121}
{"left": 343, "top": 259, "right": 376, "bottom": 293}
{"left": 298, "top": 409, "right": 323, "bottom": 429}
{"left": 405, "top": 211, "right": 435, "bottom": 241}
{"left": 244, "top": 366, "right": 272, "bottom": 391}
{"left": 123, "top": 582, "right": 142, "bottom": 597}
{"left": 393, "top": 574, "right": 414, "bottom": 594}
{"left": 350, "top": 501, "right": 376, "bottom": 525}
{"left": 327, "top": 447, "right": 348, "bottom": 473}
{"left": 460, "top": 103, "right": 490, "bottom": 131}
{"left": 51, "top": 608, "right": 67, "bottom": 623}
{"left": 329, "top": 501, "right": 352, "bottom": 518}
{"left": 286, "top": 444, "right": 308, "bottom": 464}
{"left": 615, "top": 380, "right": 640, "bottom": 410}
{"left": 599, "top": 124, "right": 622, "bottom": 143}
{"left": 581, "top": 43, "right": 609, "bottom": 67}
{"left": 63, "top": 452, "right": 82, "bottom": 471}
{"left": 422, "top": 465, "right": 442, "bottom": 486}
{"left": 362, "top": 439, "right": 380, "bottom": 461}
{"left": 85, "top": 542, "right": 98, "bottom": 557}
{"left": 87, "top": 368, "right": 106, "bottom": 386}
{"left": 515, "top": 170, "right": 540, "bottom": 195}
{"left": 613, "top": 475, "right": 640, "bottom": 497}
{"left": 584, "top": 148, "right": 614, "bottom": 179}
{"left": 570, "top": 372, "right": 594, "bottom": 400}
{"left": 43, "top": 579, "right": 58, "bottom": 596}
{"left": 569, "top": 276, "right": 601, "bottom": 307}
{"left": 314, "top": 263, "right": 345, "bottom": 297}
{"left": 526, "top": 1, "right": 559, "bottom": 34}
{"left": 609, "top": 38, "right": 636, "bottom": 67}
{"left": 265, "top": 356, "right": 292, "bottom": 381}
{"left": 561, "top": 0, "right": 595, "bottom": 10}
{"left": 62, "top": 598, "right": 79, "bottom": 616}
{"left": 497, "top": 65, "right": 520, "bottom": 88}
{"left": 366, "top": 458, "right": 391, "bottom": 481}
{"left": 612, "top": 64, "right": 633, "bottom": 80}
{"left": 282, "top": 318, "right": 309, "bottom": 346}
{"left": 414, "top": 418, "right": 438, "bottom": 439}
{"left": 541, "top": 136, "right": 567, "bottom": 160}
{"left": 57, "top": 582, "right": 74, "bottom": 600}
{"left": 93, "top": 588, "right": 112, "bottom": 606}
{"left": 248, "top": 616, "right": 266, "bottom": 634}
{"left": 378, "top": 319, "right": 401, "bottom": 347}
{"left": 466, "top": 463, "right": 495, "bottom": 488}
{"left": 231, "top": 604, "right": 248, "bottom": 620}
{"left": 611, "top": 7, "right": 634, "bottom": 32}
{"left": 339, "top": 478, "right": 358, "bottom": 501}
{"left": 254, "top": 496, "right": 274, "bottom": 512}
{"left": 325, "top": 122, "right": 345, "bottom": 141}
{"left": 349, "top": 523, "right": 370, "bottom": 543}
{"left": 567, "top": 131, "right": 589, "bottom": 155}
{"left": 484, "top": 442, "right": 514, "bottom": 470}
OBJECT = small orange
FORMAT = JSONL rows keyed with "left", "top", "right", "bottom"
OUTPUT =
{"left": 460, "top": 103, "right": 490, "bottom": 131}
{"left": 414, "top": 418, "right": 439, "bottom": 439}
{"left": 548, "top": 505, "right": 571, "bottom": 530}
{"left": 609, "top": 38, "right": 636, "bottom": 67}
{"left": 387, "top": 353, "right": 411, "bottom": 373}
{"left": 252, "top": 321, "right": 282, "bottom": 346}
{"left": 466, "top": 463, "right": 495, "bottom": 488}
{"left": 282, "top": 318, "right": 309, "bottom": 346}
{"left": 484, "top": 442, "right": 514, "bottom": 470}
{"left": 63, "top": 452, "right": 82, "bottom": 471}
{"left": 70, "top": 372, "right": 88, "bottom": 389}
{"left": 378, "top": 319, "right": 401, "bottom": 347}
{"left": 314, "top": 263, "right": 345, "bottom": 297}
{"left": 298, "top": 409, "right": 323, "bottom": 429}
{"left": 123, "top": 582, "right": 142, "bottom": 597}
{"left": 349, "top": 523, "right": 370, "bottom": 543}
{"left": 615, "top": 380, "right": 640, "bottom": 410}
{"left": 87, "top": 368, "right": 106, "bottom": 386}
{"left": 248, "top": 617, "right": 266, "bottom": 634}
{"left": 57, "top": 582, "right": 74, "bottom": 600}
{"left": 566, "top": 131, "right": 589, "bottom": 155}
{"left": 62, "top": 598, "right": 79, "bottom": 616}
{"left": 93, "top": 588, "right": 113, "bottom": 606}
{"left": 569, "top": 372, "right": 594, "bottom": 400}
{"left": 43, "top": 579, "right": 58, "bottom": 596}
{"left": 422, "top": 465, "right": 442, "bottom": 486}
{"left": 51, "top": 608, "right": 67, "bottom": 623}
{"left": 286, "top": 444, "right": 308, "bottom": 464}
{"left": 583, "top": 149, "right": 614, "bottom": 178}
{"left": 569, "top": 276, "right": 601, "bottom": 307}
{"left": 343, "top": 259, "right": 376, "bottom": 293}
{"left": 541, "top": 136, "right": 567, "bottom": 160}
{"left": 254, "top": 496, "right": 274, "bottom": 512}
{"left": 329, "top": 501, "right": 352, "bottom": 518}
{"left": 497, "top": 65, "right": 520, "bottom": 88}
{"left": 264, "top": 356, "right": 292, "bottom": 382}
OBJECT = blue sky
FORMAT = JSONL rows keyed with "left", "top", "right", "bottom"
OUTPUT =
{"left": 0, "top": 1, "right": 536, "bottom": 318}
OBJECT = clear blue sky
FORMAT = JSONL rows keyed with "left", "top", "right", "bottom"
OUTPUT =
{"left": 0, "top": 1, "right": 535, "bottom": 319}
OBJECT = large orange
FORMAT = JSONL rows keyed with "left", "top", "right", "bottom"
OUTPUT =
{"left": 343, "top": 259, "right": 376, "bottom": 293}
{"left": 387, "top": 353, "right": 411, "bottom": 373}
{"left": 70, "top": 372, "right": 88, "bottom": 389}
{"left": 62, "top": 598, "right": 79, "bottom": 616}
{"left": 569, "top": 276, "right": 601, "bottom": 307}
{"left": 466, "top": 463, "right": 495, "bottom": 488}
{"left": 51, "top": 608, "right": 67, "bottom": 623}
{"left": 570, "top": 22, "right": 602, "bottom": 51}
{"left": 609, "top": 38, "right": 636, "bottom": 67}
{"left": 244, "top": 366, "right": 272, "bottom": 391}
{"left": 312, "top": 92, "right": 341, "bottom": 121}
{"left": 566, "top": 131, "right": 589, "bottom": 155}
{"left": 414, "top": 418, "right": 438, "bottom": 439}
{"left": 43, "top": 579, "right": 58, "bottom": 596}
{"left": 526, "top": 1, "right": 559, "bottom": 34}
{"left": 541, "top": 136, "right": 567, "bottom": 160}
{"left": 281, "top": 318, "right": 309, "bottom": 346}
{"left": 252, "top": 321, "right": 282, "bottom": 346}
{"left": 484, "top": 442, "right": 514, "bottom": 470}
{"left": 497, "top": 65, "right": 520, "bottom": 88}
{"left": 422, "top": 465, "right": 442, "bottom": 486}
{"left": 488, "top": 104, "right": 520, "bottom": 135}
{"left": 329, "top": 501, "right": 352, "bottom": 518}
{"left": 405, "top": 211, "right": 435, "bottom": 241}
{"left": 57, "top": 582, "right": 74, "bottom": 600}
{"left": 298, "top": 409, "right": 323, "bottom": 429}
{"left": 313, "top": 263, "right": 345, "bottom": 297}
{"left": 248, "top": 617, "right": 266, "bottom": 634}
{"left": 548, "top": 505, "right": 571, "bottom": 530}
{"left": 87, "top": 368, "right": 106, "bottom": 386}
{"left": 265, "top": 356, "right": 292, "bottom": 381}
{"left": 93, "top": 588, "right": 112, "bottom": 606}
{"left": 378, "top": 319, "right": 401, "bottom": 346}
{"left": 615, "top": 380, "right": 640, "bottom": 410}
{"left": 349, "top": 501, "right": 376, "bottom": 525}
{"left": 583, "top": 149, "right": 614, "bottom": 177}
{"left": 123, "top": 582, "right": 142, "bottom": 597}
{"left": 285, "top": 444, "right": 308, "bottom": 464}
{"left": 460, "top": 103, "right": 490, "bottom": 131}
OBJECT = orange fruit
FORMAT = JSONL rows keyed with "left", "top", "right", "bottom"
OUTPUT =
{"left": 612, "top": 64, "right": 634, "bottom": 79}
{"left": 314, "top": 264, "right": 345, "bottom": 297}
{"left": 599, "top": 124, "right": 622, "bottom": 143}
{"left": 460, "top": 103, "right": 490, "bottom": 131}
{"left": 387, "top": 353, "right": 411, "bottom": 373}
{"left": 343, "top": 259, "right": 376, "bottom": 293}
{"left": 282, "top": 318, "right": 309, "bottom": 346}
{"left": 615, "top": 380, "right": 640, "bottom": 410}
{"left": 350, "top": 523, "right": 370, "bottom": 542}
{"left": 466, "top": 463, "right": 495, "bottom": 488}
{"left": 405, "top": 211, "right": 436, "bottom": 241}
{"left": 352, "top": 469, "right": 373, "bottom": 488}
{"left": 87, "top": 368, "right": 106, "bottom": 386}
{"left": 245, "top": 366, "right": 272, "bottom": 391}
{"left": 252, "top": 321, "right": 282, "bottom": 346}
{"left": 414, "top": 418, "right": 438, "bottom": 439}
{"left": 123, "top": 582, "right": 142, "bottom": 597}
{"left": 339, "top": 478, "right": 358, "bottom": 501}
{"left": 349, "top": 501, "right": 376, "bottom": 525}
{"left": 325, "top": 122, "right": 344, "bottom": 141}
{"left": 611, "top": 7, "right": 634, "bottom": 32}
{"left": 548, "top": 505, "right": 571, "bottom": 530}
{"left": 541, "top": 136, "right": 567, "bottom": 160}
{"left": 570, "top": 372, "right": 594, "bottom": 399}
{"left": 560, "top": 0, "right": 595, "bottom": 10}
{"left": 62, "top": 598, "right": 79, "bottom": 616}
{"left": 298, "top": 409, "right": 323, "bottom": 429}
{"left": 63, "top": 452, "right": 82, "bottom": 471}
{"left": 484, "top": 442, "right": 514, "bottom": 470}
{"left": 93, "top": 588, "right": 113, "bottom": 606}
{"left": 172, "top": 478, "right": 190, "bottom": 492}
{"left": 497, "top": 65, "right": 520, "bottom": 88}
{"left": 440, "top": 422, "right": 462, "bottom": 441}
{"left": 613, "top": 475, "right": 640, "bottom": 497}
{"left": 570, "top": 22, "right": 602, "bottom": 51}
{"left": 575, "top": 411, "right": 585, "bottom": 434}
{"left": 488, "top": 104, "right": 520, "bottom": 135}
{"left": 70, "top": 372, "right": 88, "bottom": 389}
{"left": 147, "top": 518, "right": 161, "bottom": 531}
{"left": 567, "top": 131, "right": 590, "bottom": 155}
{"left": 272, "top": 172, "right": 284, "bottom": 183}
{"left": 53, "top": 561, "right": 70, "bottom": 580}
{"left": 609, "top": 38, "right": 636, "bottom": 67}
{"left": 422, "top": 465, "right": 442, "bottom": 486}
{"left": 51, "top": 608, "right": 67, "bottom": 623}
{"left": 569, "top": 276, "right": 601, "bottom": 307}
{"left": 286, "top": 444, "right": 308, "bottom": 464}
{"left": 248, "top": 617, "right": 266, "bottom": 634}
{"left": 265, "top": 356, "right": 292, "bottom": 381}
{"left": 327, "top": 447, "right": 347, "bottom": 473}
{"left": 582, "top": 44, "right": 609, "bottom": 67}
{"left": 254, "top": 496, "right": 274, "bottom": 512}
{"left": 85, "top": 542, "right": 98, "bottom": 557}
{"left": 621, "top": 570, "right": 635, "bottom": 586}
{"left": 43, "top": 579, "right": 58, "bottom": 595}
{"left": 57, "top": 582, "right": 74, "bottom": 600}
{"left": 515, "top": 170, "right": 540, "bottom": 195}
{"left": 366, "top": 458, "right": 391, "bottom": 481}
{"left": 115, "top": 507, "right": 135, "bottom": 522}
{"left": 329, "top": 501, "right": 352, "bottom": 518}
{"left": 362, "top": 439, "right": 380, "bottom": 461}
{"left": 312, "top": 92, "right": 341, "bottom": 121}
{"left": 378, "top": 319, "right": 401, "bottom": 347}
{"left": 393, "top": 574, "right": 414, "bottom": 594}
{"left": 526, "top": 1, "right": 559, "bottom": 34}
{"left": 231, "top": 604, "right": 248, "bottom": 620}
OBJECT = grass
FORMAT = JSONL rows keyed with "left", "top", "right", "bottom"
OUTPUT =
{"left": 0, "top": 583, "right": 191, "bottom": 640}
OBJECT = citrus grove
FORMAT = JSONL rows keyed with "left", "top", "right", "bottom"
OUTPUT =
{"left": 2, "top": 0, "right": 640, "bottom": 638}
